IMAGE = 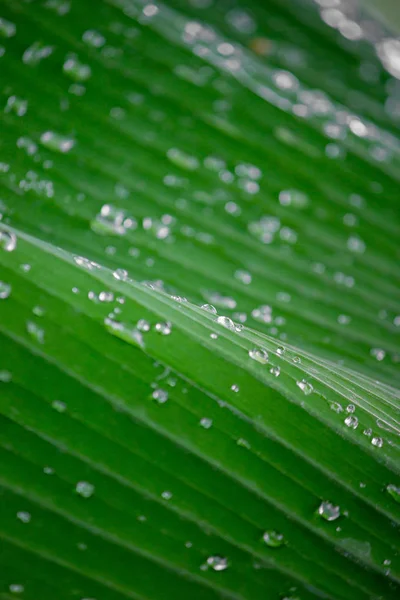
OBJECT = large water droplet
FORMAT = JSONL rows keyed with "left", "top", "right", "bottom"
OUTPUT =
{"left": 318, "top": 501, "right": 340, "bottom": 521}
{"left": 249, "top": 348, "right": 269, "bottom": 364}
{"left": 262, "top": 530, "right": 285, "bottom": 547}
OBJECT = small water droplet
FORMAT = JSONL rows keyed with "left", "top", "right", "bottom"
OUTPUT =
{"left": 0, "top": 281, "right": 11, "bottom": 299}
{"left": 43, "top": 466, "right": 54, "bottom": 475}
{"left": 262, "top": 530, "right": 285, "bottom": 548}
{"left": 200, "top": 417, "right": 213, "bottom": 429}
{"left": 91, "top": 204, "right": 136, "bottom": 236}
{"left": 230, "top": 384, "right": 239, "bottom": 393}
{"left": 40, "top": 131, "right": 75, "bottom": 153}
{"left": 0, "top": 17, "right": 16, "bottom": 37}
{"left": 16, "top": 511, "right": 31, "bottom": 523}
{"left": 201, "top": 303, "right": 217, "bottom": 314}
{"left": 137, "top": 319, "right": 150, "bottom": 332}
{"left": 113, "top": 268, "right": 128, "bottom": 281}
{"left": 276, "top": 346, "right": 285, "bottom": 355}
{"left": 0, "top": 230, "right": 17, "bottom": 252}
{"left": 155, "top": 321, "right": 172, "bottom": 335}
{"left": 344, "top": 415, "right": 358, "bottom": 429}
{"left": 206, "top": 556, "right": 229, "bottom": 571}
{"left": 215, "top": 315, "right": 237, "bottom": 331}
{"left": 9, "top": 584, "right": 24, "bottom": 594}
{"left": 152, "top": 388, "right": 168, "bottom": 403}
{"left": 237, "top": 438, "right": 251, "bottom": 449}
{"left": 63, "top": 54, "right": 91, "bottom": 81}
{"left": 26, "top": 321, "right": 45, "bottom": 344}
{"left": 292, "top": 356, "right": 301, "bottom": 364}
{"left": 248, "top": 348, "right": 269, "bottom": 364}
{"left": 371, "top": 436, "right": 383, "bottom": 447}
{"left": 161, "top": 490, "right": 172, "bottom": 500}
{"left": 318, "top": 501, "right": 340, "bottom": 521}
{"left": 76, "top": 481, "right": 95, "bottom": 498}
{"left": 386, "top": 484, "right": 400, "bottom": 503}
{"left": 52, "top": 400, "right": 67, "bottom": 413}
{"left": 0, "top": 370, "right": 12, "bottom": 382}
{"left": 269, "top": 366, "right": 280, "bottom": 377}
{"left": 296, "top": 379, "right": 313, "bottom": 395}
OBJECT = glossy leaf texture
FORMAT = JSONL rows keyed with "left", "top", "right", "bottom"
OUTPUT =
{"left": 0, "top": 1, "right": 399, "bottom": 600}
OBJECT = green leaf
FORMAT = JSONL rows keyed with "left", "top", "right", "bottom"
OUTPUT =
{"left": 0, "top": 1, "right": 399, "bottom": 599}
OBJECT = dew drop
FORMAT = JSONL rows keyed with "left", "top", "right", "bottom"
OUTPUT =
{"left": 0, "top": 231, "right": 17, "bottom": 252}
{"left": 201, "top": 303, "right": 217, "bottom": 314}
{"left": 206, "top": 556, "right": 229, "bottom": 571}
{"left": 371, "top": 436, "right": 383, "bottom": 447}
{"left": 26, "top": 321, "right": 45, "bottom": 344}
{"left": 344, "top": 415, "right": 358, "bottom": 429}
{"left": 248, "top": 348, "right": 269, "bottom": 364}
{"left": 40, "top": 131, "right": 75, "bottom": 153}
{"left": 0, "top": 17, "right": 16, "bottom": 37}
{"left": 152, "top": 388, "right": 168, "bottom": 403}
{"left": 9, "top": 584, "right": 24, "bottom": 594}
{"left": 200, "top": 417, "right": 213, "bottom": 429}
{"left": 386, "top": 484, "right": 400, "bottom": 503}
{"left": 76, "top": 481, "right": 95, "bottom": 498}
{"left": 155, "top": 321, "right": 172, "bottom": 335}
{"left": 269, "top": 366, "right": 280, "bottom": 377}
{"left": 137, "top": 319, "right": 150, "bottom": 332}
{"left": 63, "top": 54, "right": 91, "bottom": 81}
{"left": 52, "top": 400, "right": 67, "bottom": 413}
{"left": 215, "top": 315, "right": 236, "bottom": 330}
{"left": 318, "top": 501, "right": 340, "bottom": 521}
{"left": 16, "top": 511, "right": 31, "bottom": 523}
{"left": 230, "top": 384, "right": 239, "bottom": 393}
{"left": 0, "top": 281, "right": 11, "bottom": 299}
{"left": 161, "top": 490, "right": 172, "bottom": 500}
{"left": 296, "top": 379, "right": 313, "bottom": 395}
{"left": 262, "top": 530, "right": 285, "bottom": 548}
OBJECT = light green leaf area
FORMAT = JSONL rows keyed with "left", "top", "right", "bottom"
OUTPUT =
{"left": 0, "top": 1, "right": 399, "bottom": 599}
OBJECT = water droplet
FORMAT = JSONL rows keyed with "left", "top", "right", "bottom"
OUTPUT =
{"left": 269, "top": 366, "right": 280, "bottom": 377}
{"left": 52, "top": 400, "right": 67, "bottom": 413}
{"left": 40, "top": 131, "right": 75, "bottom": 153}
{"left": 230, "top": 384, "right": 239, "bottom": 393}
{"left": 200, "top": 417, "right": 213, "bottom": 429}
{"left": 371, "top": 436, "right": 383, "bottom": 447}
{"left": 26, "top": 321, "right": 45, "bottom": 344}
{"left": 5, "top": 95, "right": 28, "bottom": 116}
{"left": 318, "top": 501, "right": 340, "bottom": 521}
{"left": 152, "top": 388, "right": 168, "bottom": 403}
{"left": 201, "top": 303, "right": 217, "bottom": 314}
{"left": 0, "top": 231, "right": 17, "bottom": 252}
{"left": 82, "top": 29, "right": 105, "bottom": 48}
{"left": 167, "top": 148, "right": 199, "bottom": 171}
{"left": 76, "top": 481, "right": 95, "bottom": 498}
{"left": 276, "top": 346, "right": 285, "bottom": 355}
{"left": 234, "top": 269, "right": 252, "bottom": 284}
{"left": 262, "top": 530, "right": 285, "bottom": 547}
{"left": 249, "top": 348, "right": 269, "bottom": 364}
{"left": 344, "top": 415, "right": 358, "bottom": 429}
{"left": 9, "top": 584, "right": 24, "bottom": 594}
{"left": 205, "top": 292, "right": 236, "bottom": 309}
{"left": 63, "top": 54, "right": 91, "bottom": 81}
{"left": 0, "top": 17, "right": 16, "bottom": 37}
{"left": 0, "top": 370, "right": 12, "bottom": 382}
{"left": 386, "top": 484, "right": 400, "bottom": 503}
{"left": 91, "top": 204, "right": 136, "bottom": 236}
{"left": 137, "top": 319, "right": 150, "bottom": 332}
{"left": 0, "top": 281, "right": 11, "bottom": 299}
{"left": 206, "top": 556, "right": 229, "bottom": 571}
{"left": 23, "top": 42, "right": 53, "bottom": 65}
{"left": 161, "top": 490, "right": 172, "bottom": 500}
{"left": 43, "top": 466, "right": 54, "bottom": 475}
{"left": 113, "top": 268, "right": 128, "bottom": 281}
{"left": 155, "top": 322, "right": 172, "bottom": 335}
{"left": 237, "top": 438, "right": 251, "bottom": 449}
{"left": 292, "top": 356, "right": 301, "bottom": 364}
{"left": 16, "top": 511, "right": 31, "bottom": 523}
{"left": 296, "top": 379, "right": 313, "bottom": 395}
